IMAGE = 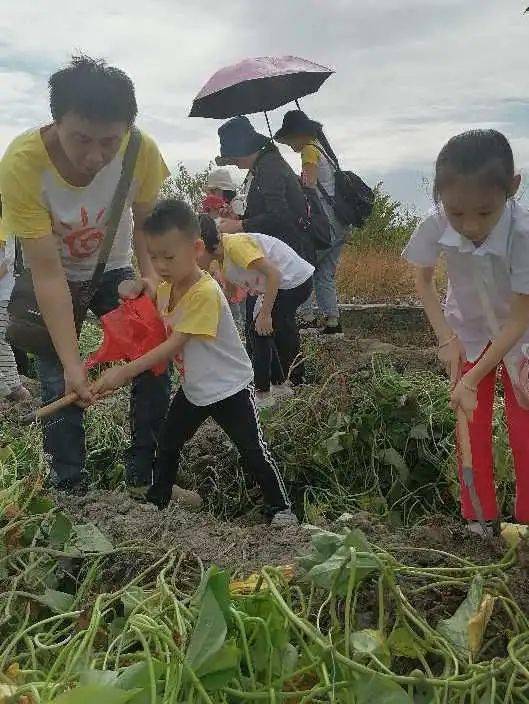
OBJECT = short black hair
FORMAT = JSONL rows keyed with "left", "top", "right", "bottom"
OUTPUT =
{"left": 144, "top": 199, "right": 200, "bottom": 238}
{"left": 49, "top": 55, "right": 137, "bottom": 125}
{"left": 198, "top": 214, "right": 221, "bottom": 252}
{"left": 434, "top": 129, "right": 515, "bottom": 202}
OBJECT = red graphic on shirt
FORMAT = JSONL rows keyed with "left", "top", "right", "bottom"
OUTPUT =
{"left": 61, "top": 207, "right": 106, "bottom": 259}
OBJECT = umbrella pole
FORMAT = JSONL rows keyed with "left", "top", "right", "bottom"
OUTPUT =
{"left": 295, "top": 99, "right": 301, "bottom": 109}
{"left": 264, "top": 111, "right": 273, "bottom": 138}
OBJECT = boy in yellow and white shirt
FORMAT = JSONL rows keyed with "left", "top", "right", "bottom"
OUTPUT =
{"left": 197, "top": 216, "right": 314, "bottom": 403}
{"left": 92, "top": 199, "right": 296, "bottom": 526}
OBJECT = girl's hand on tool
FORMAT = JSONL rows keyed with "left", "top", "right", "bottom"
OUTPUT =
{"left": 438, "top": 333, "right": 466, "bottom": 389}
{"left": 92, "top": 366, "right": 132, "bottom": 397}
{"left": 255, "top": 311, "right": 273, "bottom": 336}
{"left": 450, "top": 375, "right": 478, "bottom": 421}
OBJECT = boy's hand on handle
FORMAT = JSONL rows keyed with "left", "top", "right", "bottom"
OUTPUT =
{"left": 118, "top": 279, "right": 146, "bottom": 301}
{"left": 255, "top": 311, "right": 274, "bottom": 336}
{"left": 64, "top": 363, "right": 94, "bottom": 408}
{"left": 91, "top": 366, "right": 132, "bottom": 398}
{"left": 438, "top": 333, "right": 465, "bottom": 389}
{"left": 450, "top": 375, "right": 478, "bottom": 422}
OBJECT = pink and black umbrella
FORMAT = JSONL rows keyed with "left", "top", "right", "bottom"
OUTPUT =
{"left": 189, "top": 55, "right": 334, "bottom": 119}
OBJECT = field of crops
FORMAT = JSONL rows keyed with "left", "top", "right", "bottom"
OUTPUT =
{"left": 1, "top": 323, "right": 528, "bottom": 703}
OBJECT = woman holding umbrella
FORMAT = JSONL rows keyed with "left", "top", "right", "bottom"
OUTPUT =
{"left": 275, "top": 110, "right": 347, "bottom": 338}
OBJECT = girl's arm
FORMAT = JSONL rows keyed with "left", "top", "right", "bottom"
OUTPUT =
{"left": 247, "top": 257, "right": 281, "bottom": 336}
{"left": 453, "top": 293, "right": 529, "bottom": 417}
{"left": 413, "top": 265, "right": 465, "bottom": 386}
{"left": 92, "top": 332, "right": 189, "bottom": 396}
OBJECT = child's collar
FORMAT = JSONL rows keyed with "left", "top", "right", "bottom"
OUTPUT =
{"left": 439, "top": 201, "right": 513, "bottom": 257}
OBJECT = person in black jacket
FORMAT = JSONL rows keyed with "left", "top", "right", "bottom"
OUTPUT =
{"left": 216, "top": 117, "right": 310, "bottom": 261}
{"left": 215, "top": 116, "right": 313, "bottom": 395}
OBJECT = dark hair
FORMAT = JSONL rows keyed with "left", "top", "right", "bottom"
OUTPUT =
{"left": 199, "top": 214, "right": 221, "bottom": 253}
{"left": 49, "top": 55, "right": 138, "bottom": 125}
{"left": 222, "top": 189, "right": 237, "bottom": 203}
{"left": 144, "top": 199, "right": 199, "bottom": 238}
{"left": 434, "top": 129, "right": 515, "bottom": 202}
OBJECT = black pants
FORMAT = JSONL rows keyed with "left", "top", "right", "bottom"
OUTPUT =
{"left": 148, "top": 385, "right": 291, "bottom": 512}
{"left": 37, "top": 268, "right": 171, "bottom": 487}
{"left": 249, "top": 278, "right": 313, "bottom": 392}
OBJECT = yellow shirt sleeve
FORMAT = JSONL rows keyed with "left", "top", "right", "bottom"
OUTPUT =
{"left": 133, "top": 131, "right": 170, "bottom": 207}
{"left": 223, "top": 234, "right": 264, "bottom": 269}
{"left": 0, "top": 134, "right": 52, "bottom": 239}
{"left": 172, "top": 277, "right": 220, "bottom": 338}
{"left": 301, "top": 141, "right": 321, "bottom": 168}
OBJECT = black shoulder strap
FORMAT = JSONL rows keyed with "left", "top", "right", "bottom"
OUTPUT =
{"left": 90, "top": 127, "right": 142, "bottom": 290}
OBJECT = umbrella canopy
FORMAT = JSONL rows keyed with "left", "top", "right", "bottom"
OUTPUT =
{"left": 189, "top": 55, "right": 334, "bottom": 119}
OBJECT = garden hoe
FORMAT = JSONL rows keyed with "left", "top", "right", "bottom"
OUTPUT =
{"left": 457, "top": 408, "right": 489, "bottom": 538}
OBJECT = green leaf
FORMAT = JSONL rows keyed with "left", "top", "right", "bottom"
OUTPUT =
{"left": 71, "top": 524, "right": 113, "bottom": 554}
{"left": 51, "top": 685, "right": 141, "bottom": 704}
{"left": 409, "top": 424, "right": 429, "bottom": 440}
{"left": 437, "top": 576, "right": 483, "bottom": 655}
{"left": 388, "top": 627, "right": 426, "bottom": 658}
{"left": 117, "top": 660, "right": 164, "bottom": 703}
{"left": 352, "top": 672, "right": 412, "bottom": 703}
{"left": 325, "top": 431, "right": 347, "bottom": 455}
{"left": 50, "top": 512, "right": 73, "bottom": 547}
{"left": 196, "top": 640, "right": 240, "bottom": 691}
{"left": 379, "top": 448, "right": 410, "bottom": 483}
{"left": 185, "top": 585, "right": 227, "bottom": 671}
{"left": 27, "top": 496, "right": 54, "bottom": 515}
{"left": 121, "top": 587, "right": 149, "bottom": 618}
{"left": 38, "top": 588, "right": 75, "bottom": 613}
{"left": 350, "top": 629, "right": 385, "bottom": 654}
{"left": 79, "top": 670, "right": 118, "bottom": 687}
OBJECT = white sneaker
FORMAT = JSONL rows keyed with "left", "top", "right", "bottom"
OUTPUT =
{"left": 255, "top": 391, "right": 276, "bottom": 410}
{"left": 270, "top": 508, "right": 299, "bottom": 528}
{"left": 271, "top": 382, "right": 294, "bottom": 399}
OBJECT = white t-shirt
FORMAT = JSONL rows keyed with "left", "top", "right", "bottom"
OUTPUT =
{"left": 0, "top": 127, "right": 169, "bottom": 282}
{"left": 403, "top": 200, "right": 529, "bottom": 364}
{"left": 0, "top": 235, "right": 15, "bottom": 301}
{"left": 157, "top": 273, "right": 253, "bottom": 406}
{"left": 222, "top": 232, "right": 314, "bottom": 294}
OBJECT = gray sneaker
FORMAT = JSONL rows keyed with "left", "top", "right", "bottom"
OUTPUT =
{"left": 270, "top": 509, "right": 299, "bottom": 528}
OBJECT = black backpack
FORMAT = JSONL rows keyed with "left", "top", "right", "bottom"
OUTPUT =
{"left": 313, "top": 139, "right": 374, "bottom": 229}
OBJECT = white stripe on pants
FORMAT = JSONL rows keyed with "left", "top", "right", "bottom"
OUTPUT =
{"left": 0, "top": 301, "right": 20, "bottom": 397}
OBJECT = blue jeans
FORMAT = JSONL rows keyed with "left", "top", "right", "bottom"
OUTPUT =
{"left": 300, "top": 200, "right": 347, "bottom": 319}
{"left": 38, "top": 268, "right": 171, "bottom": 488}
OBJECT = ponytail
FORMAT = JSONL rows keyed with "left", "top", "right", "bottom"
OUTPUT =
{"left": 199, "top": 213, "right": 221, "bottom": 253}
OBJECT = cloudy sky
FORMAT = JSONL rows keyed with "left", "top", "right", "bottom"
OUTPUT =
{"left": 1, "top": 0, "right": 528, "bottom": 213}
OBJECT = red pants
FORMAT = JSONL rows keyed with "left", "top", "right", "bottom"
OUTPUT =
{"left": 458, "top": 360, "right": 529, "bottom": 523}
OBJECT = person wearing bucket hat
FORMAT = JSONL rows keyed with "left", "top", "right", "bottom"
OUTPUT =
{"left": 215, "top": 116, "right": 310, "bottom": 261}
{"left": 275, "top": 110, "right": 348, "bottom": 338}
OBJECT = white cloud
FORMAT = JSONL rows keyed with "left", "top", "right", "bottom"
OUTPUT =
{"left": 0, "top": 0, "right": 528, "bottom": 211}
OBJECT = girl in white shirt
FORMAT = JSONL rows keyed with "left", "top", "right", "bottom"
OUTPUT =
{"left": 403, "top": 129, "right": 529, "bottom": 534}
{"left": 0, "top": 234, "right": 29, "bottom": 403}
{"left": 198, "top": 215, "right": 314, "bottom": 406}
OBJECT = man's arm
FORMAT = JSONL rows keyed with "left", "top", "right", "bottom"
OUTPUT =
{"left": 22, "top": 235, "right": 93, "bottom": 403}
{"left": 132, "top": 203, "right": 158, "bottom": 281}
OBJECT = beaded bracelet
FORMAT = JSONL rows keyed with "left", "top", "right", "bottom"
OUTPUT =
{"left": 460, "top": 379, "right": 478, "bottom": 393}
